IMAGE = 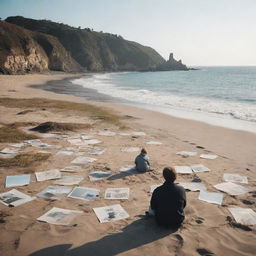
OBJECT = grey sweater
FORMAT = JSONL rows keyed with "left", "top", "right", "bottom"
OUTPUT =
{"left": 135, "top": 153, "right": 150, "bottom": 172}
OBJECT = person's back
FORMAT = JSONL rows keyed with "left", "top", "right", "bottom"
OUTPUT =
{"left": 135, "top": 148, "right": 150, "bottom": 172}
{"left": 150, "top": 167, "right": 186, "bottom": 228}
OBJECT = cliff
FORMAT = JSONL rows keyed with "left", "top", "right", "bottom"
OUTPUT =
{"left": 0, "top": 21, "right": 82, "bottom": 74}
{"left": 1, "top": 16, "right": 189, "bottom": 74}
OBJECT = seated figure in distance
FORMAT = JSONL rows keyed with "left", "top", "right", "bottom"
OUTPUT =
{"left": 135, "top": 148, "right": 151, "bottom": 172}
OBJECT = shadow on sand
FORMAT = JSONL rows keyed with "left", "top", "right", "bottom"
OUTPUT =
{"left": 107, "top": 168, "right": 149, "bottom": 181}
{"left": 28, "top": 217, "right": 178, "bottom": 256}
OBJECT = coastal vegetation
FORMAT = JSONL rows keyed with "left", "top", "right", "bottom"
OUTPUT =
{"left": 0, "top": 153, "right": 50, "bottom": 168}
{"left": 0, "top": 125, "right": 38, "bottom": 143}
{"left": 0, "top": 97, "right": 125, "bottom": 127}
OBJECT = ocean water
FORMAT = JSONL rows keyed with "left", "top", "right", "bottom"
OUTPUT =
{"left": 72, "top": 67, "right": 256, "bottom": 133}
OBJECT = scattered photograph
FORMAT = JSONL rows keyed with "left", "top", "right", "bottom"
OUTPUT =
{"left": 105, "top": 188, "right": 130, "bottom": 199}
{"left": 6, "top": 174, "right": 31, "bottom": 188}
{"left": 37, "top": 186, "right": 72, "bottom": 200}
{"left": 0, "top": 189, "right": 35, "bottom": 207}
{"left": 68, "top": 187, "right": 100, "bottom": 201}
{"left": 93, "top": 204, "right": 129, "bottom": 223}
{"left": 37, "top": 207, "right": 83, "bottom": 225}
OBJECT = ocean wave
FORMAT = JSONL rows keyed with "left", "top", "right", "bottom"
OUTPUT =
{"left": 72, "top": 74, "right": 256, "bottom": 123}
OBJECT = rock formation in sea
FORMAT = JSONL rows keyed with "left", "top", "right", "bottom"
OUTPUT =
{"left": 156, "top": 53, "right": 188, "bottom": 71}
{"left": 1, "top": 16, "right": 189, "bottom": 74}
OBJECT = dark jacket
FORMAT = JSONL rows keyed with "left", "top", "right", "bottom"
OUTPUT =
{"left": 135, "top": 153, "right": 150, "bottom": 172}
{"left": 150, "top": 181, "right": 186, "bottom": 228}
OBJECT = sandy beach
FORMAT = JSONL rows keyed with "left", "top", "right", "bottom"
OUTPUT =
{"left": 0, "top": 73, "right": 255, "bottom": 256}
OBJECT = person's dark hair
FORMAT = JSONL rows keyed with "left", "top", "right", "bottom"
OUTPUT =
{"left": 163, "top": 167, "right": 176, "bottom": 182}
{"left": 141, "top": 148, "right": 147, "bottom": 154}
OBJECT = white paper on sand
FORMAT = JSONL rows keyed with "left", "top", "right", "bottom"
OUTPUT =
{"left": 198, "top": 190, "right": 223, "bottom": 205}
{"left": 88, "top": 171, "right": 112, "bottom": 181}
{"left": 37, "top": 207, "right": 83, "bottom": 226}
{"left": 68, "top": 187, "right": 99, "bottom": 201}
{"left": 223, "top": 174, "right": 248, "bottom": 184}
{"left": 6, "top": 174, "right": 31, "bottom": 188}
{"left": 174, "top": 166, "right": 193, "bottom": 174}
{"left": 200, "top": 154, "right": 218, "bottom": 160}
{"left": 33, "top": 143, "right": 61, "bottom": 149}
{"left": 67, "top": 134, "right": 82, "bottom": 139}
{"left": 132, "top": 132, "right": 146, "bottom": 136}
{"left": 68, "top": 138, "right": 83, "bottom": 145}
{"left": 75, "top": 152, "right": 85, "bottom": 156}
{"left": 54, "top": 175, "right": 84, "bottom": 185}
{"left": 24, "top": 139, "right": 43, "bottom": 145}
{"left": 71, "top": 156, "right": 97, "bottom": 165}
{"left": 61, "top": 166, "right": 83, "bottom": 172}
{"left": 81, "top": 135, "right": 93, "bottom": 140}
{"left": 176, "top": 151, "right": 197, "bottom": 157}
{"left": 191, "top": 164, "right": 210, "bottom": 173}
{"left": 0, "top": 153, "right": 18, "bottom": 158}
{"left": 10, "top": 143, "right": 27, "bottom": 148}
{"left": 40, "top": 133, "right": 63, "bottom": 139}
{"left": 105, "top": 188, "right": 130, "bottom": 200}
{"left": 0, "top": 189, "right": 35, "bottom": 207}
{"left": 214, "top": 182, "right": 253, "bottom": 195}
{"left": 178, "top": 182, "right": 206, "bottom": 192}
{"left": 119, "top": 132, "right": 130, "bottom": 136}
{"left": 84, "top": 139, "right": 102, "bottom": 145}
{"left": 145, "top": 141, "right": 162, "bottom": 145}
{"left": 87, "top": 147, "right": 106, "bottom": 155}
{"left": 150, "top": 184, "right": 161, "bottom": 193}
{"left": 35, "top": 169, "right": 61, "bottom": 182}
{"left": 121, "top": 147, "right": 140, "bottom": 152}
{"left": 56, "top": 151, "right": 74, "bottom": 156}
{"left": 228, "top": 207, "right": 256, "bottom": 225}
{"left": 93, "top": 204, "right": 129, "bottom": 223}
{"left": 24, "top": 139, "right": 60, "bottom": 149}
{"left": 37, "top": 186, "right": 72, "bottom": 200}
{"left": 98, "top": 131, "right": 116, "bottom": 136}
{"left": 1, "top": 147, "right": 20, "bottom": 154}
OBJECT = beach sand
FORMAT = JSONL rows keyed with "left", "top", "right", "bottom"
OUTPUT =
{"left": 0, "top": 73, "right": 255, "bottom": 256}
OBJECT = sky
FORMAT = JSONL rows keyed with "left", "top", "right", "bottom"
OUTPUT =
{"left": 0, "top": 0, "right": 255, "bottom": 66}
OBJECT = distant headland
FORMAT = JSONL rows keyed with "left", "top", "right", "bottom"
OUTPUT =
{"left": 0, "top": 16, "right": 191, "bottom": 74}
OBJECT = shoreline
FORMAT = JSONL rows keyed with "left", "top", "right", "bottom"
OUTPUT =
{"left": 1, "top": 72, "right": 255, "bottom": 167}
{"left": 37, "top": 73, "right": 256, "bottom": 134}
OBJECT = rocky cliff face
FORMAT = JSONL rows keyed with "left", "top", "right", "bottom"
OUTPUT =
{"left": 0, "top": 21, "right": 82, "bottom": 74}
{"left": 1, "top": 16, "right": 188, "bottom": 74}
{"left": 5, "top": 16, "right": 166, "bottom": 72}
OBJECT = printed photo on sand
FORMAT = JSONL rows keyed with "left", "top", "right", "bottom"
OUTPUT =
{"left": 105, "top": 188, "right": 130, "bottom": 199}
{"left": 93, "top": 204, "right": 129, "bottom": 223}
{"left": 0, "top": 189, "right": 35, "bottom": 207}
{"left": 68, "top": 187, "right": 99, "bottom": 201}
{"left": 37, "top": 207, "right": 83, "bottom": 226}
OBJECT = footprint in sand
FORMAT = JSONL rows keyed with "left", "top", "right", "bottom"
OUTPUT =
{"left": 196, "top": 146, "right": 205, "bottom": 149}
{"left": 242, "top": 199, "right": 254, "bottom": 205}
{"left": 173, "top": 234, "right": 184, "bottom": 247}
{"left": 196, "top": 248, "right": 214, "bottom": 256}
{"left": 195, "top": 217, "right": 204, "bottom": 224}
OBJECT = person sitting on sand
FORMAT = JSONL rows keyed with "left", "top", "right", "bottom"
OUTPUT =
{"left": 135, "top": 148, "right": 150, "bottom": 172}
{"left": 149, "top": 167, "right": 186, "bottom": 228}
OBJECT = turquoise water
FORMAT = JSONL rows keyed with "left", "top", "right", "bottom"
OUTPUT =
{"left": 72, "top": 67, "right": 256, "bottom": 133}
